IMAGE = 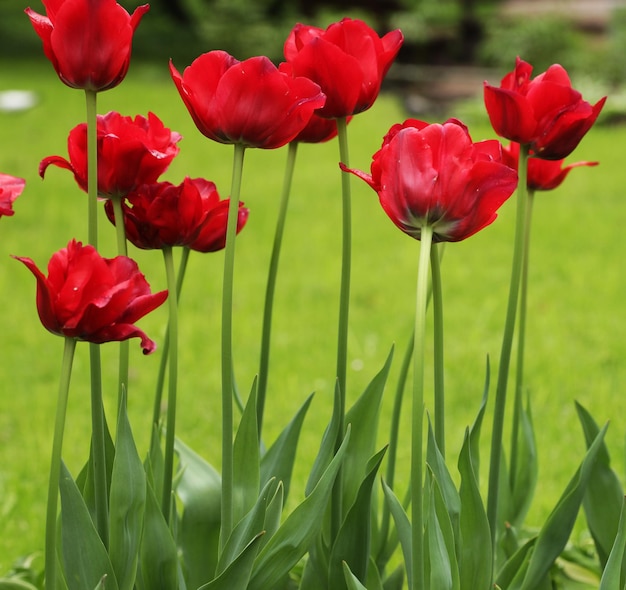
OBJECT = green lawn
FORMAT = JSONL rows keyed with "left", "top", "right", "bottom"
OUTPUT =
{"left": 0, "top": 58, "right": 623, "bottom": 574}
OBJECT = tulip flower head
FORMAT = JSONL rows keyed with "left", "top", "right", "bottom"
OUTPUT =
{"left": 502, "top": 142, "right": 598, "bottom": 192}
{"left": 282, "top": 18, "right": 403, "bottom": 119}
{"left": 0, "top": 173, "right": 26, "bottom": 218}
{"left": 25, "top": 0, "right": 149, "bottom": 92}
{"left": 40, "top": 111, "right": 181, "bottom": 198}
{"left": 105, "top": 177, "right": 249, "bottom": 251}
{"left": 484, "top": 57, "right": 606, "bottom": 160}
{"left": 14, "top": 239, "right": 168, "bottom": 353}
{"left": 170, "top": 51, "right": 326, "bottom": 149}
{"left": 342, "top": 119, "right": 518, "bottom": 242}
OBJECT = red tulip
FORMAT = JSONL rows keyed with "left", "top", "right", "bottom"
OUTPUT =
{"left": 40, "top": 111, "right": 181, "bottom": 198}
{"left": 25, "top": 0, "right": 148, "bottom": 92}
{"left": 291, "top": 113, "right": 353, "bottom": 144}
{"left": 282, "top": 18, "right": 403, "bottom": 118}
{"left": 170, "top": 51, "right": 326, "bottom": 149}
{"left": 14, "top": 239, "right": 167, "bottom": 353}
{"left": 502, "top": 142, "right": 598, "bottom": 191}
{"left": 341, "top": 118, "right": 518, "bottom": 242}
{"left": 0, "top": 173, "right": 26, "bottom": 218}
{"left": 105, "top": 177, "right": 248, "bottom": 251}
{"left": 484, "top": 57, "right": 606, "bottom": 160}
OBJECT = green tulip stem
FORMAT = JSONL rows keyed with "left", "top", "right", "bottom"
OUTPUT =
{"left": 161, "top": 245, "right": 179, "bottom": 522}
{"left": 220, "top": 143, "right": 246, "bottom": 551}
{"left": 431, "top": 242, "right": 445, "bottom": 458}
{"left": 411, "top": 224, "right": 433, "bottom": 590}
{"left": 257, "top": 141, "right": 299, "bottom": 438}
{"left": 45, "top": 337, "right": 76, "bottom": 590}
{"left": 111, "top": 195, "right": 129, "bottom": 412}
{"left": 510, "top": 188, "right": 535, "bottom": 485}
{"left": 487, "top": 143, "right": 529, "bottom": 553}
{"left": 151, "top": 246, "right": 190, "bottom": 447}
{"left": 85, "top": 88, "right": 108, "bottom": 548}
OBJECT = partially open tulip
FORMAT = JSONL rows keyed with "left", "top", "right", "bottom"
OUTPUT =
{"left": 502, "top": 141, "right": 598, "bottom": 191}
{"left": 25, "top": 0, "right": 149, "bottom": 92}
{"left": 105, "top": 177, "right": 248, "bottom": 251}
{"left": 170, "top": 51, "right": 326, "bottom": 149}
{"left": 484, "top": 57, "right": 606, "bottom": 160}
{"left": 342, "top": 119, "right": 518, "bottom": 242}
{"left": 0, "top": 173, "right": 26, "bottom": 218}
{"left": 14, "top": 239, "right": 167, "bottom": 353}
{"left": 40, "top": 111, "right": 181, "bottom": 198}
{"left": 282, "top": 18, "right": 403, "bottom": 118}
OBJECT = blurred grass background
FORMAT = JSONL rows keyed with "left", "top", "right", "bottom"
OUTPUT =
{"left": 1, "top": 0, "right": 626, "bottom": 576}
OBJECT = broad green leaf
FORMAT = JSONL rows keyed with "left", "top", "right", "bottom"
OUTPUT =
{"left": 508, "top": 393, "right": 537, "bottom": 528}
{"left": 92, "top": 576, "right": 106, "bottom": 590}
{"left": 468, "top": 357, "right": 490, "bottom": 484}
{"left": 495, "top": 537, "right": 535, "bottom": 590}
{"left": 519, "top": 422, "right": 609, "bottom": 590}
{"left": 426, "top": 419, "right": 461, "bottom": 543}
{"left": 427, "top": 470, "right": 460, "bottom": 590}
{"left": 0, "top": 581, "right": 41, "bottom": 589}
{"left": 108, "top": 398, "right": 146, "bottom": 590}
{"left": 260, "top": 481, "right": 284, "bottom": 552}
{"left": 248, "top": 426, "right": 351, "bottom": 590}
{"left": 306, "top": 382, "right": 342, "bottom": 496}
{"left": 198, "top": 532, "right": 264, "bottom": 590}
{"left": 216, "top": 478, "right": 275, "bottom": 575}
{"left": 600, "top": 496, "right": 626, "bottom": 590}
{"left": 139, "top": 480, "right": 177, "bottom": 590}
{"left": 576, "top": 402, "right": 624, "bottom": 569}
{"left": 343, "top": 348, "right": 393, "bottom": 510}
{"left": 233, "top": 380, "right": 260, "bottom": 524}
{"left": 58, "top": 463, "right": 119, "bottom": 590}
{"left": 381, "top": 480, "right": 412, "bottom": 589}
{"left": 329, "top": 447, "right": 387, "bottom": 589}
{"left": 365, "top": 556, "right": 384, "bottom": 590}
{"left": 342, "top": 562, "right": 368, "bottom": 590}
{"left": 382, "top": 565, "right": 404, "bottom": 590}
{"left": 458, "top": 430, "right": 491, "bottom": 590}
{"left": 174, "top": 438, "right": 221, "bottom": 589}
{"left": 425, "top": 475, "right": 453, "bottom": 590}
{"left": 260, "top": 393, "right": 313, "bottom": 502}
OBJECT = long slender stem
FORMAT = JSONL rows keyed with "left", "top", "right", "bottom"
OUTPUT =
{"left": 111, "top": 196, "right": 129, "bottom": 412}
{"left": 486, "top": 143, "right": 529, "bottom": 554}
{"left": 257, "top": 141, "right": 298, "bottom": 438}
{"left": 510, "top": 189, "right": 535, "bottom": 488}
{"left": 85, "top": 88, "right": 108, "bottom": 547}
{"left": 151, "top": 247, "right": 190, "bottom": 445}
{"left": 330, "top": 117, "right": 352, "bottom": 541}
{"left": 220, "top": 143, "right": 246, "bottom": 551}
{"left": 411, "top": 225, "right": 433, "bottom": 590}
{"left": 431, "top": 242, "right": 445, "bottom": 458}
{"left": 45, "top": 337, "right": 77, "bottom": 590}
{"left": 160, "top": 246, "right": 179, "bottom": 522}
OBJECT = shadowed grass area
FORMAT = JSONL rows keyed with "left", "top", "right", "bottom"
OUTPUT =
{"left": 0, "top": 58, "right": 623, "bottom": 573}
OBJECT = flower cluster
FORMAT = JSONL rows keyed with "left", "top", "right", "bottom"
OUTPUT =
{"left": 5, "top": 1, "right": 613, "bottom": 589}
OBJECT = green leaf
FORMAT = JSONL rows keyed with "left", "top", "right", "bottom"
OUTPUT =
{"left": 382, "top": 565, "right": 404, "bottom": 590}
{"left": 468, "top": 357, "right": 490, "bottom": 484}
{"left": 198, "top": 532, "right": 265, "bottom": 590}
{"left": 108, "top": 398, "right": 146, "bottom": 590}
{"left": 508, "top": 393, "right": 537, "bottom": 528}
{"left": 495, "top": 537, "right": 535, "bottom": 590}
{"left": 518, "top": 422, "right": 609, "bottom": 590}
{"left": 216, "top": 478, "right": 275, "bottom": 575}
{"left": 458, "top": 430, "right": 491, "bottom": 590}
{"left": 381, "top": 480, "right": 412, "bottom": 589}
{"left": 260, "top": 481, "right": 284, "bottom": 552}
{"left": 576, "top": 402, "right": 624, "bottom": 569}
{"left": 365, "top": 556, "right": 384, "bottom": 590}
{"left": 342, "top": 562, "right": 368, "bottom": 590}
{"left": 174, "top": 438, "right": 221, "bottom": 589}
{"left": 139, "top": 480, "right": 178, "bottom": 590}
{"left": 342, "top": 348, "right": 393, "bottom": 510}
{"left": 233, "top": 380, "right": 260, "bottom": 524}
{"left": 329, "top": 447, "right": 387, "bottom": 589}
{"left": 248, "top": 426, "right": 351, "bottom": 590}
{"left": 260, "top": 393, "right": 313, "bottom": 503}
{"left": 58, "top": 463, "right": 119, "bottom": 590}
{"left": 600, "top": 496, "right": 626, "bottom": 590}
{"left": 426, "top": 419, "right": 460, "bottom": 542}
